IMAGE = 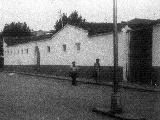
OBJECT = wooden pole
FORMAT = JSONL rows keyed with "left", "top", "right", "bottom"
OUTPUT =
{"left": 111, "top": 0, "right": 122, "bottom": 113}
{"left": 113, "top": 0, "right": 118, "bottom": 94}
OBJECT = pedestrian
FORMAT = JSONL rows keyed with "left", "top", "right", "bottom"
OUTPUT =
{"left": 94, "top": 59, "right": 101, "bottom": 83}
{"left": 70, "top": 61, "right": 78, "bottom": 86}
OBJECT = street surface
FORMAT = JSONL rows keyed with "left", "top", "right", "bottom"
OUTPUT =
{"left": 0, "top": 72, "right": 159, "bottom": 120}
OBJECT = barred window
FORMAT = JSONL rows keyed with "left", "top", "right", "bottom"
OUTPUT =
{"left": 63, "top": 44, "right": 66, "bottom": 52}
{"left": 47, "top": 46, "right": 50, "bottom": 53}
{"left": 26, "top": 49, "right": 28, "bottom": 54}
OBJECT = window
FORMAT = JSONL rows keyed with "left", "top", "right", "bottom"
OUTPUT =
{"left": 26, "top": 49, "right": 28, "bottom": 54}
{"left": 63, "top": 44, "right": 66, "bottom": 52}
{"left": 18, "top": 50, "right": 19, "bottom": 54}
{"left": 21, "top": 49, "right": 23, "bottom": 54}
{"left": 47, "top": 46, "right": 50, "bottom": 53}
{"left": 75, "top": 43, "right": 81, "bottom": 51}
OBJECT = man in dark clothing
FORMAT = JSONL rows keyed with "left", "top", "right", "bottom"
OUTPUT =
{"left": 94, "top": 59, "right": 101, "bottom": 83}
{"left": 70, "top": 61, "right": 78, "bottom": 86}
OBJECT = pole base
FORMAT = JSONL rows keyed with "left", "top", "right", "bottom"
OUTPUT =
{"left": 111, "top": 93, "right": 122, "bottom": 114}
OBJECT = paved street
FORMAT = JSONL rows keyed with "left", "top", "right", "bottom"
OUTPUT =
{"left": 0, "top": 72, "right": 159, "bottom": 120}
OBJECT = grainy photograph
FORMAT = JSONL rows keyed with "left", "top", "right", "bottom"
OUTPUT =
{"left": 0, "top": 0, "right": 160, "bottom": 120}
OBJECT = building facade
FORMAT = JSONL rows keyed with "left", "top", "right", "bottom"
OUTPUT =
{"left": 124, "top": 19, "right": 160, "bottom": 84}
{"left": 3, "top": 24, "right": 129, "bottom": 81}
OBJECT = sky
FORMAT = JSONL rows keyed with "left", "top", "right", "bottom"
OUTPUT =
{"left": 0, "top": 0, "right": 160, "bottom": 31}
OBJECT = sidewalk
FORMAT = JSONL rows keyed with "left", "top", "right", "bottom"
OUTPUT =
{"left": 4, "top": 70, "right": 160, "bottom": 92}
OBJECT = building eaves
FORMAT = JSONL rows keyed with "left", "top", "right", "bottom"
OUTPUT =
{"left": 4, "top": 34, "right": 53, "bottom": 47}
{"left": 51, "top": 24, "right": 88, "bottom": 39}
{"left": 79, "top": 22, "right": 124, "bottom": 36}
{"left": 126, "top": 18, "right": 156, "bottom": 30}
{"left": 4, "top": 22, "right": 125, "bottom": 46}
{"left": 53, "top": 22, "right": 124, "bottom": 36}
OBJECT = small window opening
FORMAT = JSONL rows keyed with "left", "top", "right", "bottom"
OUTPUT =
{"left": 47, "top": 46, "right": 50, "bottom": 53}
{"left": 63, "top": 44, "right": 66, "bottom": 52}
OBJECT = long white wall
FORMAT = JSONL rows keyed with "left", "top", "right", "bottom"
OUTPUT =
{"left": 4, "top": 25, "right": 128, "bottom": 68}
{"left": 4, "top": 42, "right": 37, "bottom": 65}
{"left": 38, "top": 25, "right": 127, "bottom": 67}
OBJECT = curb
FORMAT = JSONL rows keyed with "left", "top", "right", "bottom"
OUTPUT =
{"left": 92, "top": 107, "right": 146, "bottom": 120}
{"left": 3, "top": 71, "right": 160, "bottom": 92}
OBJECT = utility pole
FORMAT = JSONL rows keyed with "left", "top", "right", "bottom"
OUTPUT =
{"left": 111, "top": 0, "right": 122, "bottom": 113}
{"left": 93, "top": 1, "right": 145, "bottom": 119}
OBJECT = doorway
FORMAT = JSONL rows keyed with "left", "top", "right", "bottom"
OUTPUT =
{"left": 128, "top": 27, "right": 152, "bottom": 84}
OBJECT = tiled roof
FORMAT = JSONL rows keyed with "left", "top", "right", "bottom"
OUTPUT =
{"left": 5, "top": 18, "right": 158, "bottom": 46}
{"left": 78, "top": 22, "right": 124, "bottom": 36}
{"left": 125, "top": 18, "right": 156, "bottom": 30}
{"left": 4, "top": 22, "right": 124, "bottom": 46}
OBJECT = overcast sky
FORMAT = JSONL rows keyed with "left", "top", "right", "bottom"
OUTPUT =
{"left": 1, "top": 0, "right": 160, "bottom": 31}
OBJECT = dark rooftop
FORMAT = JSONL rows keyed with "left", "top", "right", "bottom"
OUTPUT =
{"left": 4, "top": 18, "right": 160, "bottom": 46}
{"left": 124, "top": 18, "right": 156, "bottom": 30}
{"left": 4, "top": 34, "right": 53, "bottom": 46}
{"left": 79, "top": 22, "right": 124, "bottom": 36}
{"left": 4, "top": 22, "right": 124, "bottom": 46}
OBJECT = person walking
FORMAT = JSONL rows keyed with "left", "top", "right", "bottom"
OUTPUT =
{"left": 70, "top": 61, "right": 78, "bottom": 86}
{"left": 94, "top": 59, "right": 101, "bottom": 83}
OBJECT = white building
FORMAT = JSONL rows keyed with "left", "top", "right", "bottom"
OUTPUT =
{"left": 3, "top": 24, "right": 130, "bottom": 81}
{"left": 5, "top": 19, "right": 160, "bottom": 84}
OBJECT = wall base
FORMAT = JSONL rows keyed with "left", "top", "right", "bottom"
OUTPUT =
{"left": 4, "top": 65, "right": 123, "bottom": 82}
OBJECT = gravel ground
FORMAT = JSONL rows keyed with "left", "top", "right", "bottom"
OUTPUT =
{"left": 0, "top": 72, "right": 159, "bottom": 120}
{"left": 0, "top": 72, "right": 115, "bottom": 120}
{"left": 121, "top": 88, "right": 160, "bottom": 120}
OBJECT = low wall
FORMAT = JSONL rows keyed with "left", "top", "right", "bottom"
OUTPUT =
{"left": 4, "top": 65, "right": 123, "bottom": 82}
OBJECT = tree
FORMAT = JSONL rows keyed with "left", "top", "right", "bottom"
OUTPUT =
{"left": 68, "top": 11, "right": 86, "bottom": 26}
{"left": 54, "top": 11, "right": 86, "bottom": 31}
{"left": 54, "top": 13, "right": 68, "bottom": 31}
{"left": 2, "top": 22, "right": 32, "bottom": 37}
